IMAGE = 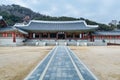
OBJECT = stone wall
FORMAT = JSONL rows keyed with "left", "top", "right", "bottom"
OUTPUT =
{"left": 0, "top": 37, "right": 25, "bottom": 46}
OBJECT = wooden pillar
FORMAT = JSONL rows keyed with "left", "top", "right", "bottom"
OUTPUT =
{"left": 12, "top": 32, "right": 16, "bottom": 42}
{"left": 65, "top": 32, "right": 67, "bottom": 39}
{"left": 83, "top": 33, "right": 85, "bottom": 39}
{"left": 100, "top": 35, "right": 102, "bottom": 39}
{"left": 74, "top": 33, "right": 76, "bottom": 40}
{"left": 4, "top": 33, "right": 7, "bottom": 37}
{"left": 79, "top": 33, "right": 82, "bottom": 39}
{"left": 33, "top": 33, "right": 35, "bottom": 38}
{"left": 73, "top": 33, "right": 75, "bottom": 39}
{"left": 92, "top": 36, "right": 94, "bottom": 42}
{"left": 66, "top": 32, "right": 68, "bottom": 39}
{"left": 56, "top": 32, "right": 58, "bottom": 39}
{"left": 39, "top": 33, "right": 41, "bottom": 39}
{"left": 86, "top": 32, "right": 88, "bottom": 39}
{"left": 109, "top": 35, "right": 110, "bottom": 39}
{"left": 81, "top": 32, "right": 83, "bottom": 39}
{"left": 48, "top": 32, "right": 50, "bottom": 39}
{"left": 101, "top": 35, "right": 103, "bottom": 39}
{"left": 3, "top": 33, "right": 5, "bottom": 37}
{"left": 116, "top": 36, "right": 118, "bottom": 39}
{"left": 118, "top": 36, "right": 120, "bottom": 39}
{"left": 41, "top": 33, "right": 43, "bottom": 39}
{"left": 29, "top": 33, "right": 32, "bottom": 39}
{"left": 106, "top": 35, "right": 108, "bottom": 39}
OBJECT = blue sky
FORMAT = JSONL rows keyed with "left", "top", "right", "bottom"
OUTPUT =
{"left": 0, "top": 0, "right": 120, "bottom": 24}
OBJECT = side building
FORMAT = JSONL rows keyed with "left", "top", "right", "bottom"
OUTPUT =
{"left": 93, "top": 31, "right": 120, "bottom": 45}
{"left": 0, "top": 16, "right": 28, "bottom": 46}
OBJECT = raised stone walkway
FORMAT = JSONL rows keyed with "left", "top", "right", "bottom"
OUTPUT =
{"left": 24, "top": 46, "right": 98, "bottom": 80}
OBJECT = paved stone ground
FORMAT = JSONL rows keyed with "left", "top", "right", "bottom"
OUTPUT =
{"left": 25, "top": 46, "right": 98, "bottom": 80}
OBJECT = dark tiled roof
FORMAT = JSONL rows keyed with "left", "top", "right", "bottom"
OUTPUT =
{"left": 94, "top": 31, "right": 120, "bottom": 35}
{"left": 0, "top": 27, "right": 15, "bottom": 32}
{"left": 0, "top": 26, "right": 28, "bottom": 34}
{"left": 15, "top": 20, "right": 98, "bottom": 31}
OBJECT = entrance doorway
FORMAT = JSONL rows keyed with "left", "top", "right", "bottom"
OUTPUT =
{"left": 58, "top": 32, "right": 65, "bottom": 39}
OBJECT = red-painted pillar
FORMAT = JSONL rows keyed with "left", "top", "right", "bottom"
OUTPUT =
{"left": 93, "top": 36, "right": 95, "bottom": 42}
{"left": 118, "top": 36, "right": 120, "bottom": 39}
{"left": 56, "top": 33, "right": 58, "bottom": 39}
{"left": 29, "top": 33, "right": 30, "bottom": 38}
{"left": 81, "top": 32, "right": 83, "bottom": 39}
{"left": 119, "top": 36, "right": 120, "bottom": 39}
{"left": 12, "top": 32, "right": 16, "bottom": 42}
{"left": 73, "top": 33, "right": 75, "bottom": 39}
{"left": 29, "top": 33, "right": 32, "bottom": 39}
{"left": 109, "top": 36, "right": 111, "bottom": 40}
{"left": 4, "top": 33, "right": 7, "bottom": 37}
{"left": 48, "top": 33, "right": 50, "bottom": 39}
{"left": 65, "top": 32, "right": 67, "bottom": 39}
{"left": 3, "top": 33, "right": 5, "bottom": 37}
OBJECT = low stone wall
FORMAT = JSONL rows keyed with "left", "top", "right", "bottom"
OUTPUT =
{"left": 0, "top": 38, "right": 110, "bottom": 46}
{"left": 94, "top": 39, "right": 120, "bottom": 46}
{"left": 0, "top": 37, "right": 25, "bottom": 46}
{"left": 23, "top": 39, "right": 107, "bottom": 46}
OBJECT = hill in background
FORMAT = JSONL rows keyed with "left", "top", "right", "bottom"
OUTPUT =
{"left": 0, "top": 4, "right": 118, "bottom": 31}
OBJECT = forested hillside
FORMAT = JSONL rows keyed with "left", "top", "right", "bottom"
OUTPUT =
{"left": 0, "top": 4, "right": 117, "bottom": 31}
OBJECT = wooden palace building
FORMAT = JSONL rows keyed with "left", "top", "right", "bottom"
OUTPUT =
{"left": 0, "top": 16, "right": 120, "bottom": 46}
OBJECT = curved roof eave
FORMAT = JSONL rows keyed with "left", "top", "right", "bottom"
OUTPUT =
{"left": 14, "top": 20, "right": 98, "bottom": 28}
{"left": 14, "top": 20, "right": 98, "bottom": 32}
{"left": 23, "top": 28, "right": 96, "bottom": 32}
{"left": 14, "top": 20, "right": 86, "bottom": 27}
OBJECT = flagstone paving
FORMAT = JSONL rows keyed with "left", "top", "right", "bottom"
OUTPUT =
{"left": 24, "top": 46, "right": 98, "bottom": 80}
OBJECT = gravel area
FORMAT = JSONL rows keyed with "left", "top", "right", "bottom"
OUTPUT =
{"left": 70, "top": 46, "right": 120, "bottom": 80}
{"left": 0, "top": 46, "right": 53, "bottom": 80}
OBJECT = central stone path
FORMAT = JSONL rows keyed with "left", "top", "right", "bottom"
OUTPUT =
{"left": 42, "top": 46, "right": 80, "bottom": 80}
{"left": 25, "top": 46, "right": 98, "bottom": 80}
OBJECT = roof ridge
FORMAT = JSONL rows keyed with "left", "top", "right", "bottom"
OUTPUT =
{"left": 30, "top": 20, "right": 85, "bottom": 23}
